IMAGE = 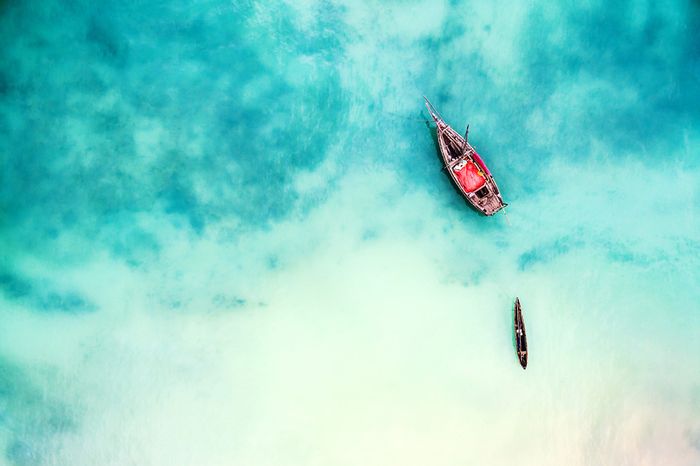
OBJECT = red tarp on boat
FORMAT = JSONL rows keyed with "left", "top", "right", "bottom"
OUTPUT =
{"left": 453, "top": 161, "right": 486, "bottom": 193}
{"left": 471, "top": 151, "right": 491, "bottom": 176}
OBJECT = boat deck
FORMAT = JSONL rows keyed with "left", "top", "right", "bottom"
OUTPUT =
{"left": 471, "top": 190, "right": 505, "bottom": 215}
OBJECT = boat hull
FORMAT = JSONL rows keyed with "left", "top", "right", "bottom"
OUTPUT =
{"left": 514, "top": 298, "right": 528, "bottom": 369}
{"left": 424, "top": 99, "right": 506, "bottom": 216}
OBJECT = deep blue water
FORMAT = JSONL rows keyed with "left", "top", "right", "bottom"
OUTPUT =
{"left": 1, "top": 1, "right": 699, "bottom": 464}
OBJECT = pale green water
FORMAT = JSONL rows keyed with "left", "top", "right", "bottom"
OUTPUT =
{"left": 1, "top": 1, "right": 699, "bottom": 465}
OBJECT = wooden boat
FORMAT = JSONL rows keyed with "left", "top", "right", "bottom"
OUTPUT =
{"left": 514, "top": 297, "right": 528, "bottom": 369}
{"left": 424, "top": 97, "right": 507, "bottom": 216}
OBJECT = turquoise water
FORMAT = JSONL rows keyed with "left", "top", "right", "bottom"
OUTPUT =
{"left": 1, "top": 0, "right": 699, "bottom": 464}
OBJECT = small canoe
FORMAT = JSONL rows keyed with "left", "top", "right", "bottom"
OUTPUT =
{"left": 424, "top": 97, "right": 507, "bottom": 216}
{"left": 514, "top": 297, "right": 528, "bottom": 369}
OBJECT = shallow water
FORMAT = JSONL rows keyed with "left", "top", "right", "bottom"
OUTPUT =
{"left": 1, "top": 1, "right": 699, "bottom": 464}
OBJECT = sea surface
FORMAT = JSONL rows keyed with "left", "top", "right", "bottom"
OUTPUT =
{"left": 1, "top": 1, "right": 699, "bottom": 465}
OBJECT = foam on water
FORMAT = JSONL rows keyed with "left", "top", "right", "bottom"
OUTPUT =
{"left": 1, "top": 0, "right": 699, "bottom": 465}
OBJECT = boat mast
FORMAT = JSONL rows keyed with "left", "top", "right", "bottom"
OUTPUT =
{"left": 460, "top": 124, "right": 470, "bottom": 156}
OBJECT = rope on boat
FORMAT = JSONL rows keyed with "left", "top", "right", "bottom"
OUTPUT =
{"left": 502, "top": 207, "right": 511, "bottom": 226}
{"left": 383, "top": 110, "right": 432, "bottom": 123}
